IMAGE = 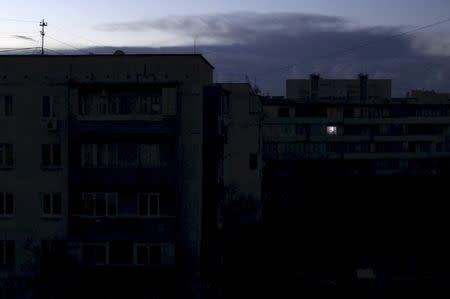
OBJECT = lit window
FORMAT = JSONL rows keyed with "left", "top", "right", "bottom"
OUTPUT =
{"left": 327, "top": 126, "right": 338, "bottom": 135}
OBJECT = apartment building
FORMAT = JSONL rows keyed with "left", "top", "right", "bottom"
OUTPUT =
{"left": 261, "top": 74, "right": 450, "bottom": 289}
{"left": 0, "top": 53, "right": 222, "bottom": 298}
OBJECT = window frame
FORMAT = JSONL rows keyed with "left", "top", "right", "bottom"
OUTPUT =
{"left": 0, "top": 240, "right": 14, "bottom": 267}
{"left": 41, "top": 144, "right": 62, "bottom": 168}
{"left": 134, "top": 243, "right": 162, "bottom": 266}
{"left": 0, "top": 192, "right": 14, "bottom": 218}
{"left": 0, "top": 95, "right": 13, "bottom": 117}
{"left": 137, "top": 193, "right": 160, "bottom": 217}
{"left": 0, "top": 144, "right": 14, "bottom": 168}
{"left": 81, "top": 192, "right": 118, "bottom": 217}
{"left": 81, "top": 242, "right": 108, "bottom": 265}
{"left": 41, "top": 192, "right": 63, "bottom": 218}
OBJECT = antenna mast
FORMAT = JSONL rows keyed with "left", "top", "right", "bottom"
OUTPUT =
{"left": 40, "top": 19, "right": 48, "bottom": 55}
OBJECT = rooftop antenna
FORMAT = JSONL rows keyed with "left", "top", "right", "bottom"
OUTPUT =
{"left": 40, "top": 19, "right": 47, "bottom": 56}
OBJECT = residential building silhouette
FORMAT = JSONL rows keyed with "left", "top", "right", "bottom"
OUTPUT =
{"left": 1, "top": 53, "right": 450, "bottom": 298}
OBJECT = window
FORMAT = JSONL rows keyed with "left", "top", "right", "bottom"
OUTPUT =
{"left": 278, "top": 107, "right": 290, "bottom": 117}
{"left": 135, "top": 243, "right": 162, "bottom": 265}
{"left": 138, "top": 193, "right": 160, "bottom": 217}
{"left": 41, "top": 240, "right": 66, "bottom": 258}
{"left": 326, "top": 126, "right": 338, "bottom": 136}
{"left": 296, "top": 124, "right": 307, "bottom": 136}
{"left": 135, "top": 243, "right": 174, "bottom": 266}
{"left": 0, "top": 96, "right": 13, "bottom": 117}
{"left": 119, "top": 96, "right": 138, "bottom": 115}
{"left": 41, "top": 193, "right": 62, "bottom": 217}
{"left": 109, "top": 241, "right": 134, "bottom": 265}
{"left": 0, "top": 240, "right": 14, "bottom": 268}
{"left": 249, "top": 153, "right": 258, "bottom": 170}
{"left": 0, "top": 144, "right": 13, "bottom": 168}
{"left": 81, "top": 144, "right": 162, "bottom": 168}
{"left": 221, "top": 95, "right": 230, "bottom": 116}
{"left": 139, "top": 144, "right": 161, "bottom": 168}
{"left": 42, "top": 144, "right": 61, "bottom": 167}
{"left": 82, "top": 243, "right": 107, "bottom": 265}
{"left": 81, "top": 193, "right": 118, "bottom": 217}
{"left": 42, "top": 96, "right": 61, "bottom": 118}
{"left": 249, "top": 96, "right": 260, "bottom": 115}
{"left": 151, "top": 96, "right": 161, "bottom": 115}
{"left": 0, "top": 193, "right": 14, "bottom": 217}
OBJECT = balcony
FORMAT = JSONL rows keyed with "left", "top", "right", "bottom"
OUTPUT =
{"left": 69, "top": 216, "right": 176, "bottom": 242}
{"left": 69, "top": 118, "right": 177, "bottom": 138}
{"left": 70, "top": 164, "right": 177, "bottom": 187}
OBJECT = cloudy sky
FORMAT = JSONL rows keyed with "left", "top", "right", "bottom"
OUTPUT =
{"left": 2, "top": 0, "right": 450, "bottom": 95}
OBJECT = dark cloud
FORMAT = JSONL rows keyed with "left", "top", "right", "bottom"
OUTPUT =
{"left": 11, "top": 35, "right": 36, "bottom": 41}
{"left": 86, "top": 13, "right": 450, "bottom": 96}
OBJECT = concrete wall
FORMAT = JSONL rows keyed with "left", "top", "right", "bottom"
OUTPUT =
{"left": 222, "top": 83, "right": 262, "bottom": 221}
{"left": 0, "top": 55, "right": 213, "bottom": 286}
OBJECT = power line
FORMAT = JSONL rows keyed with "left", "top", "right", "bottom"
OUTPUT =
{"left": 46, "top": 35, "right": 89, "bottom": 54}
{"left": 51, "top": 24, "right": 110, "bottom": 49}
{"left": 246, "top": 16, "right": 450, "bottom": 80}
{"left": 0, "top": 17, "right": 39, "bottom": 23}
{"left": 0, "top": 47, "right": 40, "bottom": 53}
{"left": 45, "top": 47, "right": 66, "bottom": 55}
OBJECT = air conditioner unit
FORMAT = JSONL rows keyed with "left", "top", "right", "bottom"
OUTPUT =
{"left": 46, "top": 120, "right": 59, "bottom": 132}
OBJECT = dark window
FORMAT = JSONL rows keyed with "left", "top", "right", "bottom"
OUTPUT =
{"left": 138, "top": 195, "right": 148, "bottom": 217}
{"left": 42, "top": 193, "right": 62, "bottom": 216}
{"left": 82, "top": 244, "right": 106, "bottom": 265}
{"left": 278, "top": 107, "right": 290, "bottom": 117}
{"left": 42, "top": 144, "right": 62, "bottom": 167}
{"left": 0, "top": 193, "right": 14, "bottom": 216}
{"left": 138, "top": 193, "right": 160, "bottom": 217}
{"left": 4, "top": 96, "right": 13, "bottom": 116}
{"left": 53, "top": 144, "right": 61, "bottom": 166}
{"left": 296, "top": 125, "right": 307, "bottom": 136}
{"left": 0, "top": 240, "right": 14, "bottom": 267}
{"left": 0, "top": 144, "right": 13, "bottom": 167}
{"left": 149, "top": 244, "right": 162, "bottom": 265}
{"left": 42, "top": 96, "right": 51, "bottom": 117}
{"left": 41, "top": 240, "right": 66, "bottom": 258}
{"left": 43, "top": 194, "right": 51, "bottom": 215}
{"left": 52, "top": 193, "right": 62, "bottom": 215}
{"left": 136, "top": 245, "right": 147, "bottom": 265}
{"left": 109, "top": 241, "right": 133, "bottom": 265}
{"left": 42, "top": 145, "right": 51, "bottom": 166}
{"left": 150, "top": 96, "right": 161, "bottom": 115}
{"left": 249, "top": 153, "right": 258, "bottom": 170}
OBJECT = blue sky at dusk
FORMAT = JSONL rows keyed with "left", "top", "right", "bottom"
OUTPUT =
{"left": 2, "top": 0, "right": 450, "bottom": 95}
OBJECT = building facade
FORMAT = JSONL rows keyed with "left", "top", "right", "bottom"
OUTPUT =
{"left": 0, "top": 53, "right": 220, "bottom": 298}
{"left": 261, "top": 74, "right": 450, "bottom": 294}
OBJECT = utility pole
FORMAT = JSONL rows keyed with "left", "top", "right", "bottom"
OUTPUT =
{"left": 40, "top": 19, "right": 47, "bottom": 56}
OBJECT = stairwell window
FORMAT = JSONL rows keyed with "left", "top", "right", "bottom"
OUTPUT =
{"left": 41, "top": 144, "right": 61, "bottom": 168}
{"left": 81, "top": 193, "right": 118, "bottom": 217}
{"left": 0, "top": 193, "right": 14, "bottom": 217}
{"left": 41, "top": 192, "right": 62, "bottom": 217}
{"left": 0, "top": 144, "right": 13, "bottom": 168}
{"left": 138, "top": 193, "right": 160, "bottom": 217}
